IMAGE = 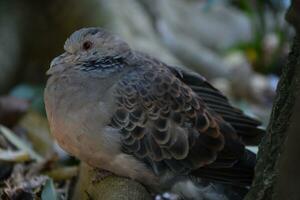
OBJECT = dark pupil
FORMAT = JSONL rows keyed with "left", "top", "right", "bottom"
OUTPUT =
{"left": 83, "top": 41, "right": 92, "bottom": 50}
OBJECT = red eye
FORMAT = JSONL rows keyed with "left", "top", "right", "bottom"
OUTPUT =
{"left": 82, "top": 41, "right": 93, "bottom": 50}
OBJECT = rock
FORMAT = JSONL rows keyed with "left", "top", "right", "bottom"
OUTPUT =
{"left": 154, "top": 0, "right": 253, "bottom": 51}
{"left": 98, "top": 0, "right": 181, "bottom": 66}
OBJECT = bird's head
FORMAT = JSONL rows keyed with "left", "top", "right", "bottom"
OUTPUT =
{"left": 47, "top": 27, "right": 132, "bottom": 77}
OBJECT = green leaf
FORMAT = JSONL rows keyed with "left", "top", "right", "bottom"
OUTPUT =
{"left": 42, "top": 179, "right": 57, "bottom": 200}
{"left": 0, "top": 149, "right": 31, "bottom": 162}
{"left": 45, "top": 166, "right": 79, "bottom": 181}
{"left": 0, "top": 125, "right": 43, "bottom": 162}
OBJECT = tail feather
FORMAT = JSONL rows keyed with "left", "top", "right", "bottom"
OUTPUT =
{"left": 191, "top": 150, "right": 256, "bottom": 187}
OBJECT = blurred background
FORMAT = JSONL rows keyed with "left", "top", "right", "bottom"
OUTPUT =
{"left": 0, "top": 0, "right": 293, "bottom": 199}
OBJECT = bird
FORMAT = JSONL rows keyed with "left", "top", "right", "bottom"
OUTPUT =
{"left": 44, "top": 27, "right": 264, "bottom": 200}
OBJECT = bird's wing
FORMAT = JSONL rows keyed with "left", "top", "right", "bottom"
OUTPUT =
{"left": 166, "top": 66, "right": 264, "bottom": 146}
{"left": 110, "top": 63, "right": 246, "bottom": 178}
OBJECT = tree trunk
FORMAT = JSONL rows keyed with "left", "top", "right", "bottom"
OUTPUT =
{"left": 244, "top": 1, "right": 300, "bottom": 199}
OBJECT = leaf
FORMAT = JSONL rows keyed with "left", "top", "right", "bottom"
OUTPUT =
{"left": 0, "top": 125, "right": 43, "bottom": 161}
{"left": 45, "top": 166, "right": 79, "bottom": 181}
{"left": 19, "top": 111, "right": 53, "bottom": 156}
{"left": 41, "top": 179, "right": 57, "bottom": 200}
{"left": 0, "top": 149, "right": 31, "bottom": 162}
{"left": 4, "top": 175, "right": 48, "bottom": 199}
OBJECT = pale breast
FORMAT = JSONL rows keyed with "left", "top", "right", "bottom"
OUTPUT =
{"left": 44, "top": 74, "right": 158, "bottom": 188}
{"left": 44, "top": 74, "right": 119, "bottom": 160}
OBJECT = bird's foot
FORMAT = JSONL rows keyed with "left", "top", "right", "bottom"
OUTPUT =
{"left": 155, "top": 192, "right": 181, "bottom": 200}
{"left": 92, "top": 168, "right": 114, "bottom": 183}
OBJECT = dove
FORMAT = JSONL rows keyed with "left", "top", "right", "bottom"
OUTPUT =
{"left": 44, "top": 27, "right": 263, "bottom": 200}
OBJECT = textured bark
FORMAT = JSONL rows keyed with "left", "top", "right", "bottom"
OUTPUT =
{"left": 275, "top": 80, "right": 300, "bottom": 200}
{"left": 244, "top": 1, "right": 300, "bottom": 199}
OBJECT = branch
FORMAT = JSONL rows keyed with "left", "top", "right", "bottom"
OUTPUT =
{"left": 72, "top": 163, "right": 151, "bottom": 200}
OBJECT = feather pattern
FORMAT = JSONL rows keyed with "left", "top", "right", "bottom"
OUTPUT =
{"left": 166, "top": 65, "right": 264, "bottom": 145}
{"left": 108, "top": 51, "right": 264, "bottom": 186}
{"left": 46, "top": 28, "right": 265, "bottom": 198}
{"left": 110, "top": 59, "right": 248, "bottom": 177}
{"left": 76, "top": 55, "right": 126, "bottom": 72}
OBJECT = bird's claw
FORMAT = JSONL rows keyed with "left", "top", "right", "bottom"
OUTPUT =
{"left": 92, "top": 168, "right": 113, "bottom": 183}
{"left": 155, "top": 192, "right": 181, "bottom": 200}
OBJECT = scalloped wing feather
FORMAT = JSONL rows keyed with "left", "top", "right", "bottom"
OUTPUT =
{"left": 110, "top": 64, "right": 244, "bottom": 175}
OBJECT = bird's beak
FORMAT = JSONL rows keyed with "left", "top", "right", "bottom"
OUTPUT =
{"left": 47, "top": 52, "right": 71, "bottom": 75}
